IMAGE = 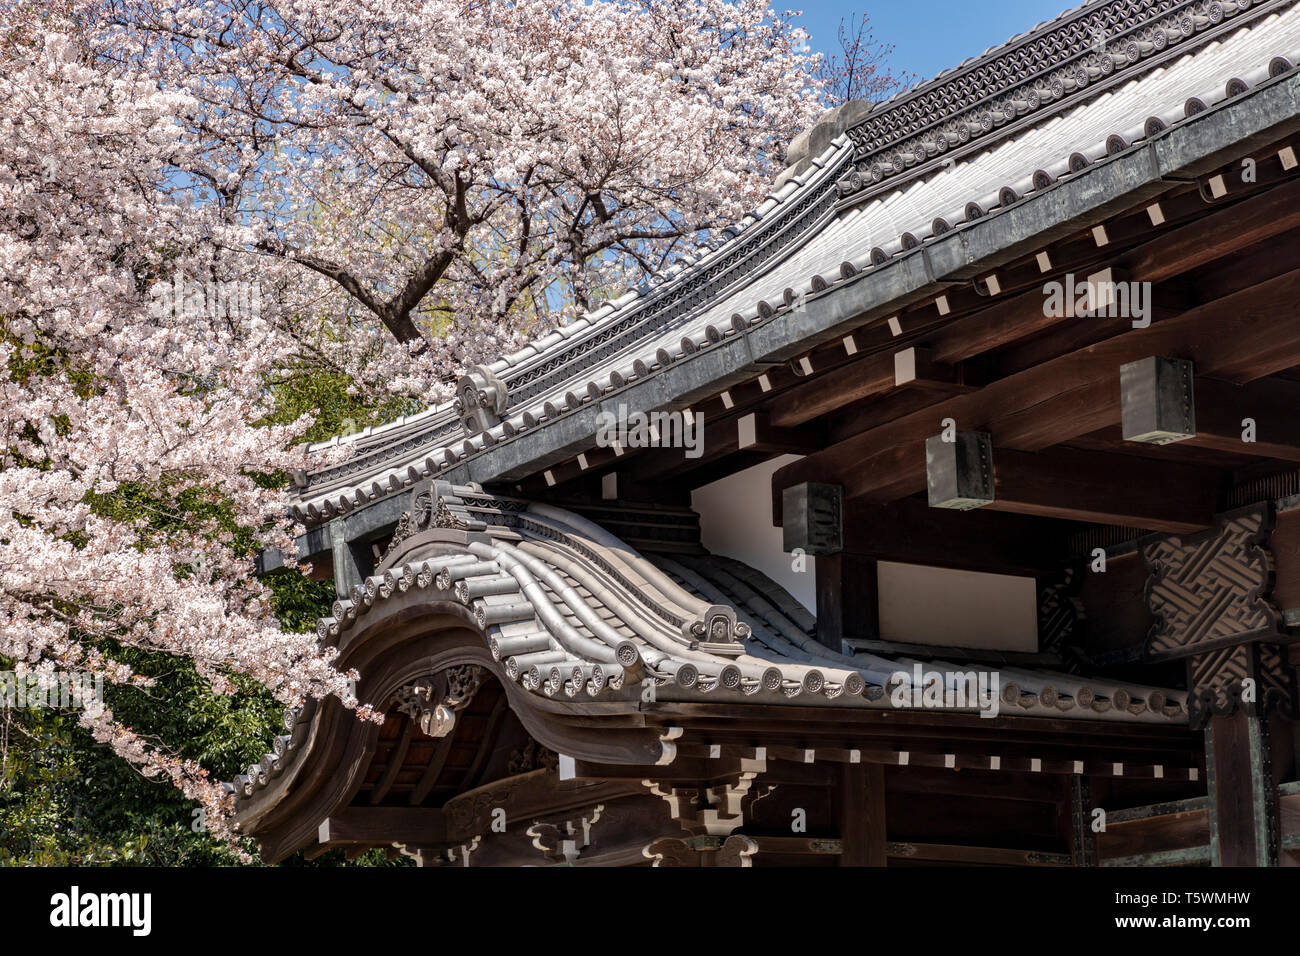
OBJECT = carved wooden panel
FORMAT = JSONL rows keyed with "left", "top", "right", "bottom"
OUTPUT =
{"left": 1143, "top": 504, "right": 1283, "bottom": 661}
{"left": 1037, "top": 565, "right": 1085, "bottom": 669}
{"left": 1187, "top": 642, "right": 1297, "bottom": 727}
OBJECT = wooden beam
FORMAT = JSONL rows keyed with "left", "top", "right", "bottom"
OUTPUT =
{"left": 319, "top": 807, "right": 448, "bottom": 847}
{"left": 775, "top": 266, "right": 1300, "bottom": 516}
{"left": 927, "top": 272, "right": 1116, "bottom": 366}
{"left": 770, "top": 348, "right": 958, "bottom": 428}
{"left": 1207, "top": 712, "right": 1281, "bottom": 867}
{"left": 1184, "top": 376, "right": 1300, "bottom": 463}
{"left": 926, "top": 432, "right": 1217, "bottom": 533}
{"left": 769, "top": 179, "right": 1300, "bottom": 438}
{"left": 736, "top": 411, "right": 823, "bottom": 455}
{"left": 409, "top": 728, "right": 457, "bottom": 805}
{"left": 460, "top": 696, "right": 508, "bottom": 791}
{"left": 886, "top": 841, "right": 1071, "bottom": 866}
{"left": 1120, "top": 174, "right": 1300, "bottom": 286}
{"left": 839, "top": 499, "right": 1066, "bottom": 575}
{"left": 1096, "top": 804, "right": 1209, "bottom": 863}
{"left": 769, "top": 351, "right": 893, "bottom": 428}
{"left": 633, "top": 411, "right": 818, "bottom": 482}
{"left": 1123, "top": 357, "right": 1300, "bottom": 462}
{"left": 440, "top": 772, "right": 648, "bottom": 843}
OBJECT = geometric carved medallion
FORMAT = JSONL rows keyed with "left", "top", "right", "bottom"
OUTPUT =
{"left": 382, "top": 481, "right": 487, "bottom": 561}
{"left": 1143, "top": 502, "right": 1295, "bottom": 727}
{"left": 1142, "top": 502, "right": 1283, "bottom": 661}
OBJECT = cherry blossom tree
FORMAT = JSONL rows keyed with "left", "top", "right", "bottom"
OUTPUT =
{"left": 1, "top": 4, "right": 360, "bottom": 853}
{"left": 93, "top": 0, "right": 827, "bottom": 407}
{"left": 0, "top": 0, "right": 846, "bottom": 855}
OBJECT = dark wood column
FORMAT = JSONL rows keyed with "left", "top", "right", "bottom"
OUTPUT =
{"left": 840, "top": 763, "right": 887, "bottom": 866}
{"left": 782, "top": 482, "right": 879, "bottom": 650}
{"left": 1207, "top": 711, "right": 1289, "bottom": 867}
{"left": 1068, "top": 776, "right": 1097, "bottom": 866}
{"left": 815, "top": 554, "right": 878, "bottom": 651}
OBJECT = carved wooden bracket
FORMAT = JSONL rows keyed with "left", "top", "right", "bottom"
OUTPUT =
{"left": 526, "top": 804, "right": 604, "bottom": 865}
{"left": 642, "top": 834, "right": 758, "bottom": 867}
{"left": 382, "top": 481, "right": 489, "bottom": 561}
{"left": 1037, "top": 565, "right": 1086, "bottom": 671}
{"left": 642, "top": 758, "right": 768, "bottom": 837}
{"left": 1187, "top": 642, "right": 1297, "bottom": 728}
{"left": 1143, "top": 503, "right": 1284, "bottom": 660}
{"left": 394, "top": 664, "right": 485, "bottom": 738}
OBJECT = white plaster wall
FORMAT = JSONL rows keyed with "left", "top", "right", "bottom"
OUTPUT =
{"left": 877, "top": 560, "right": 1038, "bottom": 651}
{"left": 691, "top": 454, "right": 816, "bottom": 613}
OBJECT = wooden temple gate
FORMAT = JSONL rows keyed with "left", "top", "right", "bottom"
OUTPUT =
{"left": 246, "top": 0, "right": 1300, "bottom": 865}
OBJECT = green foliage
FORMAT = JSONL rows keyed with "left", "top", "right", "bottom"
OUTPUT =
{"left": 0, "top": 655, "right": 275, "bottom": 866}
{"left": 0, "top": 440, "right": 402, "bottom": 868}
{"left": 0, "top": 582, "right": 412, "bottom": 866}
{"left": 1, "top": 307, "right": 420, "bottom": 868}
{"left": 263, "top": 359, "right": 424, "bottom": 448}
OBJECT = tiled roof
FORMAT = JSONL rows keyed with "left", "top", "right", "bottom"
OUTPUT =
{"left": 226, "top": 485, "right": 1189, "bottom": 804}
{"left": 291, "top": 0, "right": 1300, "bottom": 523}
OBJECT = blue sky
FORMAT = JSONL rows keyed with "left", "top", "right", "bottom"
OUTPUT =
{"left": 793, "top": 0, "right": 1084, "bottom": 87}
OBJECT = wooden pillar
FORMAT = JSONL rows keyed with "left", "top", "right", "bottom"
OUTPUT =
{"left": 1068, "top": 775, "right": 1097, "bottom": 866}
{"left": 840, "top": 763, "right": 887, "bottom": 866}
{"left": 815, "top": 554, "right": 878, "bottom": 651}
{"left": 1206, "top": 711, "right": 1282, "bottom": 867}
{"left": 783, "top": 482, "right": 878, "bottom": 650}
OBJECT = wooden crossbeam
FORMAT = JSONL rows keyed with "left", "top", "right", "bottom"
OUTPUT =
{"left": 748, "top": 837, "right": 1071, "bottom": 866}
{"left": 1122, "top": 357, "right": 1300, "bottom": 462}
{"left": 770, "top": 347, "right": 959, "bottom": 428}
{"left": 838, "top": 499, "right": 1065, "bottom": 575}
{"left": 409, "top": 731, "right": 457, "bottom": 805}
{"left": 1095, "top": 803, "right": 1210, "bottom": 864}
{"left": 769, "top": 179, "right": 1300, "bottom": 436}
{"left": 887, "top": 842, "right": 1072, "bottom": 866}
{"left": 633, "top": 410, "right": 819, "bottom": 482}
{"left": 369, "top": 720, "right": 415, "bottom": 805}
{"left": 318, "top": 807, "right": 448, "bottom": 848}
{"left": 673, "top": 741, "right": 1200, "bottom": 780}
{"left": 926, "top": 431, "right": 1217, "bottom": 533}
{"left": 774, "top": 266, "right": 1300, "bottom": 518}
